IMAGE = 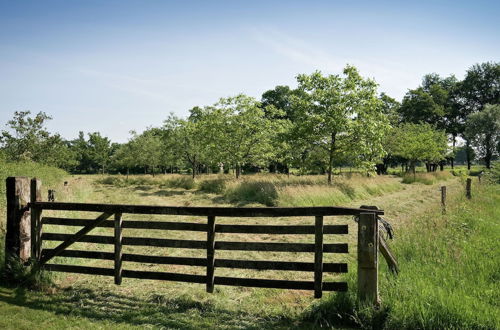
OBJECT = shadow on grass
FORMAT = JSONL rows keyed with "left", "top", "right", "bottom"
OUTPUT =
{"left": 0, "top": 285, "right": 301, "bottom": 329}
{"left": 138, "top": 189, "right": 190, "bottom": 197}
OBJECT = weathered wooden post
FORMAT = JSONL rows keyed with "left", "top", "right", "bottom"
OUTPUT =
{"left": 114, "top": 213, "right": 123, "bottom": 285}
{"left": 441, "top": 186, "right": 446, "bottom": 215}
{"left": 5, "top": 177, "right": 32, "bottom": 269}
{"left": 466, "top": 178, "right": 472, "bottom": 199}
{"left": 206, "top": 215, "right": 216, "bottom": 293}
{"left": 357, "top": 212, "right": 379, "bottom": 305}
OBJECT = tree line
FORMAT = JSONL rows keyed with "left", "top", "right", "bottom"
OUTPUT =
{"left": 1, "top": 62, "right": 499, "bottom": 183}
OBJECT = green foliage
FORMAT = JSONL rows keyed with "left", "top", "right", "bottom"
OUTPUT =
{"left": 0, "top": 111, "right": 77, "bottom": 170}
{"left": 483, "top": 161, "right": 500, "bottom": 183}
{"left": 2, "top": 257, "right": 53, "bottom": 291}
{"left": 464, "top": 104, "right": 500, "bottom": 168}
{"left": 389, "top": 123, "right": 448, "bottom": 170}
{"left": 161, "top": 176, "right": 195, "bottom": 190}
{"left": 293, "top": 66, "right": 390, "bottom": 183}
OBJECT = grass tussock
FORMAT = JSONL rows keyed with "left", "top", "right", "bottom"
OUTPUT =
{"left": 306, "top": 183, "right": 500, "bottom": 329}
{"left": 97, "top": 174, "right": 195, "bottom": 190}
{"left": 401, "top": 171, "right": 453, "bottom": 185}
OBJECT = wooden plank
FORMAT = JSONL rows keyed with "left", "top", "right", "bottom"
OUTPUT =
{"left": 43, "top": 263, "right": 114, "bottom": 276}
{"left": 215, "top": 241, "right": 347, "bottom": 253}
{"left": 314, "top": 215, "right": 324, "bottom": 298}
{"left": 39, "top": 212, "right": 113, "bottom": 265}
{"left": 123, "top": 237, "right": 206, "bottom": 249}
{"left": 206, "top": 215, "right": 216, "bottom": 293}
{"left": 379, "top": 234, "right": 399, "bottom": 275}
{"left": 122, "top": 270, "right": 206, "bottom": 283}
{"left": 41, "top": 233, "right": 206, "bottom": 249}
{"left": 357, "top": 213, "right": 379, "bottom": 305}
{"left": 114, "top": 213, "right": 123, "bottom": 285}
{"left": 32, "top": 202, "right": 384, "bottom": 217}
{"left": 42, "top": 249, "right": 114, "bottom": 260}
{"left": 42, "top": 217, "right": 207, "bottom": 231}
{"left": 30, "top": 178, "right": 42, "bottom": 261}
{"left": 215, "top": 259, "right": 347, "bottom": 272}
{"left": 123, "top": 254, "right": 206, "bottom": 266}
{"left": 215, "top": 224, "right": 348, "bottom": 234}
{"left": 42, "top": 233, "right": 114, "bottom": 244}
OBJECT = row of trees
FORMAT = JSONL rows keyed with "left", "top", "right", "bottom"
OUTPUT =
{"left": 1, "top": 62, "right": 499, "bottom": 183}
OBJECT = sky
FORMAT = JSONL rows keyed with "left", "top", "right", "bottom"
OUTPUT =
{"left": 0, "top": 0, "right": 499, "bottom": 142}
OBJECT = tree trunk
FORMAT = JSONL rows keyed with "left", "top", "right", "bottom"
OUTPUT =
{"left": 126, "top": 168, "right": 129, "bottom": 181}
{"left": 235, "top": 164, "right": 241, "bottom": 179}
{"left": 485, "top": 134, "right": 492, "bottom": 169}
{"left": 327, "top": 133, "right": 336, "bottom": 185}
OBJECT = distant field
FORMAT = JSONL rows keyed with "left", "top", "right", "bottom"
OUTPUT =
{"left": 1, "top": 162, "right": 497, "bottom": 329}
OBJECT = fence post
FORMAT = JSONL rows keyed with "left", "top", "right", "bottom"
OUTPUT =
{"left": 466, "top": 178, "right": 472, "bottom": 199}
{"left": 114, "top": 213, "right": 123, "bottom": 285}
{"left": 441, "top": 186, "right": 446, "bottom": 215}
{"left": 206, "top": 215, "right": 216, "bottom": 293}
{"left": 314, "top": 215, "right": 324, "bottom": 298}
{"left": 357, "top": 212, "right": 379, "bottom": 305}
{"left": 30, "top": 178, "right": 42, "bottom": 261}
{"left": 5, "top": 177, "right": 32, "bottom": 269}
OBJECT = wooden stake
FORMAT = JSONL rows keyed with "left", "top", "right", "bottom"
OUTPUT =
{"left": 314, "top": 215, "right": 324, "bottom": 298}
{"left": 206, "top": 215, "right": 216, "bottom": 293}
{"left": 466, "top": 178, "right": 472, "bottom": 199}
{"left": 441, "top": 186, "right": 446, "bottom": 215}
{"left": 114, "top": 213, "right": 123, "bottom": 285}
{"left": 357, "top": 212, "right": 379, "bottom": 305}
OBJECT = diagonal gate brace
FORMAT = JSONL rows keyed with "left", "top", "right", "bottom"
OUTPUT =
{"left": 40, "top": 212, "right": 113, "bottom": 265}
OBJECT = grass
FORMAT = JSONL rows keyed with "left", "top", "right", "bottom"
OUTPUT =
{"left": 306, "top": 182, "right": 500, "bottom": 329}
{"left": 401, "top": 171, "right": 453, "bottom": 185}
{"left": 1, "top": 164, "right": 498, "bottom": 329}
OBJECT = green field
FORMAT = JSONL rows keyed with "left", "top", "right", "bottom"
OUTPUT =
{"left": 0, "top": 162, "right": 498, "bottom": 329}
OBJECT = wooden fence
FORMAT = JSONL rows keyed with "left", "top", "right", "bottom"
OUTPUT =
{"left": 5, "top": 177, "right": 384, "bottom": 302}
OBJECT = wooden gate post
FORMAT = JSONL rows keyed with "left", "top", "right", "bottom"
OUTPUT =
{"left": 357, "top": 212, "right": 379, "bottom": 305}
{"left": 5, "top": 177, "right": 32, "bottom": 269}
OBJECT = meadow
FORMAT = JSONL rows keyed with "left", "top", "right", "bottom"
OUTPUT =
{"left": 0, "top": 162, "right": 498, "bottom": 329}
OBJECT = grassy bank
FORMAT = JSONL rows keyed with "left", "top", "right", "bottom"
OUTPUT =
{"left": 307, "top": 182, "right": 500, "bottom": 329}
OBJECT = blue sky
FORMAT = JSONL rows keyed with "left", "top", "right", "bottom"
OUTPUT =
{"left": 1, "top": 0, "right": 499, "bottom": 142}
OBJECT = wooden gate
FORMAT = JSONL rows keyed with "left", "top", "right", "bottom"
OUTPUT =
{"left": 5, "top": 177, "right": 384, "bottom": 301}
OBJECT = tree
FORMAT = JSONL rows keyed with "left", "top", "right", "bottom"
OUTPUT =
{"left": 389, "top": 123, "right": 448, "bottom": 173}
{"left": 457, "top": 62, "right": 500, "bottom": 169}
{"left": 87, "top": 132, "right": 112, "bottom": 174}
{"left": 210, "top": 95, "right": 281, "bottom": 178}
{"left": 292, "top": 66, "right": 389, "bottom": 184}
{"left": 0, "top": 111, "right": 76, "bottom": 169}
{"left": 464, "top": 104, "right": 500, "bottom": 169}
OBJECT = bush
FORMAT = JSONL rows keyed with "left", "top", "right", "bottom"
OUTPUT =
{"left": 162, "top": 176, "right": 195, "bottom": 190}
{"left": 198, "top": 178, "right": 227, "bottom": 194}
{"left": 224, "top": 181, "right": 278, "bottom": 206}
{"left": 402, "top": 171, "right": 452, "bottom": 185}
{"left": 483, "top": 161, "right": 500, "bottom": 184}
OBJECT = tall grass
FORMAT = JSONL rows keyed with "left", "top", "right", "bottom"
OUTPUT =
{"left": 401, "top": 171, "right": 452, "bottom": 185}
{"left": 306, "top": 183, "right": 500, "bottom": 329}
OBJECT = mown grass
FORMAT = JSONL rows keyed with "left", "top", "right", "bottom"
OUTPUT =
{"left": 306, "top": 182, "right": 500, "bottom": 329}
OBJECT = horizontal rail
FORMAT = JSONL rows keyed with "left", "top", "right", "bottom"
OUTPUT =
{"left": 42, "top": 249, "right": 347, "bottom": 272}
{"left": 42, "top": 217, "right": 348, "bottom": 235}
{"left": 42, "top": 234, "right": 347, "bottom": 253}
{"left": 42, "top": 217, "right": 208, "bottom": 231}
{"left": 42, "top": 264, "right": 347, "bottom": 291}
{"left": 42, "top": 233, "right": 206, "bottom": 249}
{"left": 32, "top": 201, "right": 383, "bottom": 217}
{"left": 215, "top": 224, "right": 348, "bottom": 234}
{"left": 215, "top": 241, "right": 348, "bottom": 253}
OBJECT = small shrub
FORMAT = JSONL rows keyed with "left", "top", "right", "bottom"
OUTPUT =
{"left": 161, "top": 176, "right": 195, "bottom": 190}
{"left": 224, "top": 181, "right": 278, "bottom": 206}
{"left": 198, "top": 178, "right": 227, "bottom": 194}
{"left": 2, "top": 257, "right": 52, "bottom": 291}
